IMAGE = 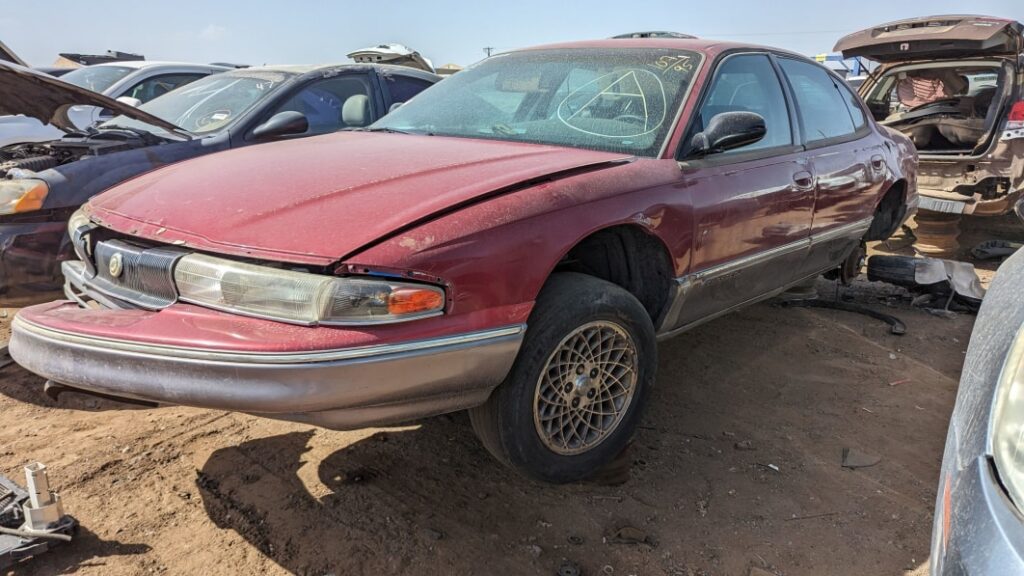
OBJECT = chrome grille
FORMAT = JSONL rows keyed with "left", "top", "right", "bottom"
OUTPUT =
{"left": 87, "top": 240, "right": 185, "bottom": 309}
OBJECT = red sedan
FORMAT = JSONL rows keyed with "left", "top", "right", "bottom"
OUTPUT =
{"left": 10, "top": 38, "right": 918, "bottom": 483}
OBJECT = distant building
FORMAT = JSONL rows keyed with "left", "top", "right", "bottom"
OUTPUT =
{"left": 0, "top": 39, "right": 27, "bottom": 66}
{"left": 53, "top": 50, "right": 144, "bottom": 68}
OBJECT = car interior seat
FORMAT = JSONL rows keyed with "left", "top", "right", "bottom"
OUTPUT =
{"left": 342, "top": 94, "right": 371, "bottom": 127}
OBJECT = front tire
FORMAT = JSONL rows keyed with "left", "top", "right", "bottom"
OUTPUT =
{"left": 469, "top": 273, "right": 657, "bottom": 483}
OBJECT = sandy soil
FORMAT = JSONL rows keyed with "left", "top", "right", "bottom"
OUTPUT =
{"left": 0, "top": 269, "right": 980, "bottom": 576}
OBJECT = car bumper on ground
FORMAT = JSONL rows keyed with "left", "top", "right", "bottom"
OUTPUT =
{"left": 931, "top": 453, "right": 1024, "bottom": 575}
{"left": 9, "top": 312, "right": 525, "bottom": 430}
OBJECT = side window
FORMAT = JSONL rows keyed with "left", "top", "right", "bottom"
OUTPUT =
{"left": 836, "top": 80, "right": 868, "bottom": 130}
{"left": 386, "top": 76, "right": 434, "bottom": 105}
{"left": 271, "top": 76, "right": 373, "bottom": 134}
{"left": 778, "top": 59, "right": 857, "bottom": 143}
{"left": 694, "top": 54, "right": 792, "bottom": 153}
{"left": 124, "top": 73, "right": 207, "bottom": 103}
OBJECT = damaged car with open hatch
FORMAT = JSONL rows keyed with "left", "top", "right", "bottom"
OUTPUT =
{"left": 836, "top": 15, "right": 1024, "bottom": 255}
{"left": 10, "top": 38, "right": 918, "bottom": 482}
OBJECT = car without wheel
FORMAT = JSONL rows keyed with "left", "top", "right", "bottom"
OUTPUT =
{"left": 10, "top": 38, "right": 918, "bottom": 482}
{"left": 0, "top": 61, "right": 440, "bottom": 295}
{"left": 836, "top": 14, "right": 1024, "bottom": 256}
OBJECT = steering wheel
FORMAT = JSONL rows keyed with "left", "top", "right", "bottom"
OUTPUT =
{"left": 613, "top": 114, "right": 647, "bottom": 126}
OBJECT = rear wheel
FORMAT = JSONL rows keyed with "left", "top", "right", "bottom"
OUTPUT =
{"left": 469, "top": 273, "right": 656, "bottom": 483}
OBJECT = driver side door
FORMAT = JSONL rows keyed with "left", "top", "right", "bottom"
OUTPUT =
{"left": 670, "top": 52, "right": 815, "bottom": 329}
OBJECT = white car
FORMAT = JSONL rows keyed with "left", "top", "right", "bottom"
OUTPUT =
{"left": 0, "top": 61, "right": 228, "bottom": 147}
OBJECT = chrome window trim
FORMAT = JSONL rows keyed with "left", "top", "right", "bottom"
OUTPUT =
{"left": 12, "top": 315, "right": 525, "bottom": 365}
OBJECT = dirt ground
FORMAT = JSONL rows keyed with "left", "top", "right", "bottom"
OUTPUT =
{"left": 0, "top": 260, "right": 988, "bottom": 576}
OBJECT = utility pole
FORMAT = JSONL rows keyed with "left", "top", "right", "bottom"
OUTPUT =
{"left": 483, "top": 47, "right": 494, "bottom": 58}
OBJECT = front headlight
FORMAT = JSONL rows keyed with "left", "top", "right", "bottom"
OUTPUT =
{"left": 173, "top": 253, "right": 445, "bottom": 325}
{"left": 991, "top": 322, "right": 1024, "bottom": 512}
{"left": 0, "top": 179, "right": 48, "bottom": 215}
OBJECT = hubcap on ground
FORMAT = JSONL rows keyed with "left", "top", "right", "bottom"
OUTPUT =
{"left": 533, "top": 321, "right": 638, "bottom": 455}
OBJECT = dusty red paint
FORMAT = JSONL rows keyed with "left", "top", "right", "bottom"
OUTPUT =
{"left": 20, "top": 38, "right": 917, "bottom": 353}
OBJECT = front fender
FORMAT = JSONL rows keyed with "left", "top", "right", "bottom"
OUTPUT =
{"left": 344, "top": 159, "right": 692, "bottom": 322}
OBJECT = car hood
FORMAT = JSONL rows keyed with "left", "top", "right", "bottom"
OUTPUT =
{"left": 0, "top": 61, "right": 185, "bottom": 134}
{"left": 88, "top": 132, "right": 629, "bottom": 265}
{"left": 835, "top": 15, "right": 1023, "bottom": 62}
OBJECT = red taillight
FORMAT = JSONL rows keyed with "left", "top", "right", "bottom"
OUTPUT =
{"left": 1009, "top": 101, "right": 1024, "bottom": 123}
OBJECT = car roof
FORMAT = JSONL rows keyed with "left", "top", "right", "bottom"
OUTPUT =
{"left": 87, "top": 61, "right": 228, "bottom": 70}
{"left": 514, "top": 38, "right": 810, "bottom": 61}
{"left": 232, "top": 62, "right": 440, "bottom": 80}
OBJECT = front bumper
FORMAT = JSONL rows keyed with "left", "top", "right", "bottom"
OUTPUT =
{"left": 9, "top": 314, "right": 524, "bottom": 429}
{"left": 0, "top": 220, "right": 69, "bottom": 292}
{"left": 931, "top": 454, "right": 1024, "bottom": 575}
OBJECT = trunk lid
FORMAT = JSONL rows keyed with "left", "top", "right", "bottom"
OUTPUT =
{"left": 835, "top": 15, "right": 1023, "bottom": 63}
{"left": 87, "top": 131, "right": 628, "bottom": 265}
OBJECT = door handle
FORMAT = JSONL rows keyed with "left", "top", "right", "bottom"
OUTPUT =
{"left": 792, "top": 171, "right": 815, "bottom": 190}
{"left": 870, "top": 155, "right": 885, "bottom": 171}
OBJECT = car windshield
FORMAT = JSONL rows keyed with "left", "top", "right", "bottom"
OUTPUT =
{"left": 61, "top": 65, "right": 134, "bottom": 93}
{"left": 100, "top": 71, "right": 291, "bottom": 136}
{"left": 372, "top": 48, "right": 702, "bottom": 157}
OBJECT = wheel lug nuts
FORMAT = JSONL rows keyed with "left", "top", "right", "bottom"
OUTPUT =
{"left": 586, "top": 389, "right": 596, "bottom": 398}
{"left": 571, "top": 398, "right": 580, "bottom": 408}
{"left": 576, "top": 366, "right": 585, "bottom": 375}
{"left": 564, "top": 383, "right": 573, "bottom": 393}
{"left": 589, "top": 369, "right": 598, "bottom": 378}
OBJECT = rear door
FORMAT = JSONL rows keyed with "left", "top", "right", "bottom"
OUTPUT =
{"left": 670, "top": 52, "right": 814, "bottom": 329}
{"left": 776, "top": 57, "right": 882, "bottom": 274}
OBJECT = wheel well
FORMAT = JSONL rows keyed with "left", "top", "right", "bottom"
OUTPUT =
{"left": 865, "top": 180, "right": 907, "bottom": 241}
{"left": 552, "top": 225, "right": 674, "bottom": 322}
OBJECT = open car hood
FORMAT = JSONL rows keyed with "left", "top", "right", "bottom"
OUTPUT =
{"left": 835, "top": 15, "right": 1023, "bottom": 62}
{"left": 0, "top": 61, "right": 186, "bottom": 134}
{"left": 87, "top": 131, "right": 628, "bottom": 266}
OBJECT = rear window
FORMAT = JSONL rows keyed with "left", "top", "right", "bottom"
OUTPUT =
{"left": 61, "top": 65, "right": 133, "bottom": 93}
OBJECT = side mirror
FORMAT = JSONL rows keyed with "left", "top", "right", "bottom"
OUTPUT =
{"left": 388, "top": 102, "right": 404, "bottom": 114}
{"left": 115, "top": 96, "right": 143, "bottom": 108}
{"left": 689, "top": 111, "right": 767, "bottom": 157}
{"left": 252, "top": 111, "right": 309, "bottom": 139}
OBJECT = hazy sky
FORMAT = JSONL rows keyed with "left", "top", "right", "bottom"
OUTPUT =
{"left": 2, "top": 0, "right": 1022, "bottom": 68}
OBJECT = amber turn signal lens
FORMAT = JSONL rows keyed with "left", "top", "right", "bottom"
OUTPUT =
{"left": 387, "top": 287, "right": 445, "bottom": 315}
{"left": 14, "top": 182, "right": 48, "bottom": 212}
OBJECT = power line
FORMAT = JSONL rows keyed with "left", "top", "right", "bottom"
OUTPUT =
{"left": 483, "top": 46, "right": 494, "bottom": 57}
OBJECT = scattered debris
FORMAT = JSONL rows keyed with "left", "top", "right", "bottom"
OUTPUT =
{"left": 1, "top": 463, "right": 77, "bottom": 570}
{"left": 868, "top": 255, "right": 984, "bottom": 313}
{"left": 422, "top": 527, "right": 444, "bottom": 541}
{"left": 567, "top": 534, "right": 585, "bottom": 546}
{"left": 841, "top": 448, "right": 882, "bottom": 470}
{"left": 734, "top": 440, "right": 755, "bottom": 451}
{"left": 783, "top": 298, "right": 907, "bottom": 335}
{"left": 557, "top": 559, "right": 582, "bottom": 576}
{"left": 971, "top": 239, "right": 1021, "bottom": 261}
{"left": 526, "top": 544, "right": 543, "bottom": 558}
{"left": 888, "top": 378, "right": 911, "bottom": 387}
{"left": 606, "top": 525, "right": 656, "bottom": 547}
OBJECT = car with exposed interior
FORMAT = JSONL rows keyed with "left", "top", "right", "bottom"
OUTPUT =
{"left": 0, "top": 61, "right": 229, "bottom": 148}
{"left": 836, "top": 15, "right": 1024, "bottom": 255}
{"left": 10, "top": 38, "right": 918, "bottom": 482}
{"left": 0, "top": 61, "right": 439, "bottom": 295}
{"left": 929, "top": 247, "right": 1024, "bottom": 575}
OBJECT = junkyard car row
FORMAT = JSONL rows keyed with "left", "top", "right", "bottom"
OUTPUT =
{"left": 0, "top": 14, "right": 1022, "bottom": 575}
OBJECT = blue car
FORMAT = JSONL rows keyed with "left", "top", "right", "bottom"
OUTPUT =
{"left": 930, "top": 246, "right": 1024, "bottom": 574}
{"left": 0, "top": 61, "right": 439, "bottom": 295}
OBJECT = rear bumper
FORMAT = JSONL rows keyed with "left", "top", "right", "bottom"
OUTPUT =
{"left": 9, "top": 314, "right": 524, "bottom": 429}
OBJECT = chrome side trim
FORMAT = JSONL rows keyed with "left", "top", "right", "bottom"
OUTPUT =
{"left": 809, "top": 217, "right": 873, "bottom": 246}
{"left": 694, "top": 237, "right": 810, "bottom": 283}
{"left": 12, "top": 315, "right": 525, "bottom": 365}
{"left": 656, "top": 217, "right": 873, "bottom": 334}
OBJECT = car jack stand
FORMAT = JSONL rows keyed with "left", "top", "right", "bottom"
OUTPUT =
{"left": 0, "top": 462, "right": 77, "bottom": 569}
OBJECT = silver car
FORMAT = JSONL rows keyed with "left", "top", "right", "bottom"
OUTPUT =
{"left": 930, "top": 246, "right": 1024, "bottom": 573}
